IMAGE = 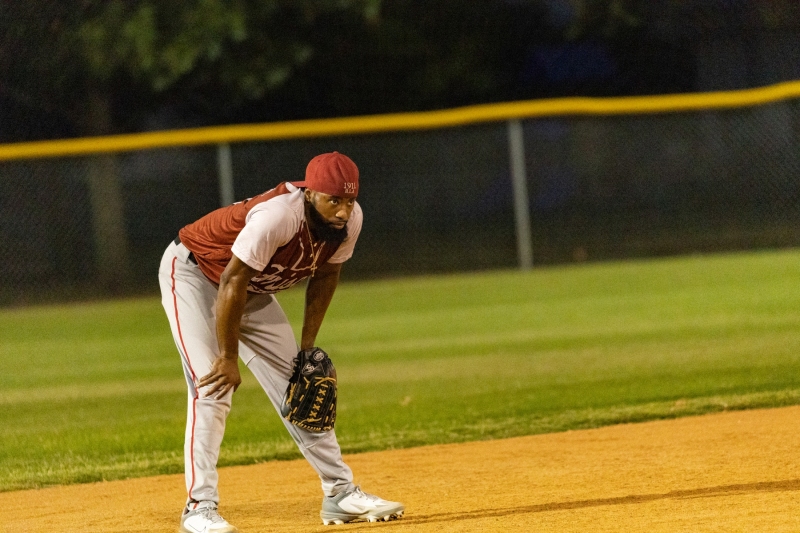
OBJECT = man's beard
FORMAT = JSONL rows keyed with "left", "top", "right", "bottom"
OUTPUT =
{"left": 306, "top": 201, "right": 349, "bottom": 243}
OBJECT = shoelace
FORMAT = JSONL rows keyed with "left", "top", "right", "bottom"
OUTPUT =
{"left": 351, "top": 487, "right": 380, "bottom": 502}
{"left": 196, "top": 507, "right": 226, "bottom": 523}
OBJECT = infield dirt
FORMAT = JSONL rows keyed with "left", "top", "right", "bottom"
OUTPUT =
{"left": 3, "top": 405, "right": 800, "bottom": 532}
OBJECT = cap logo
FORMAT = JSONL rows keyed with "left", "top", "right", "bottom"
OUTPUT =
{"left": 343, "top": 182, "right": 357, "bottom": 195}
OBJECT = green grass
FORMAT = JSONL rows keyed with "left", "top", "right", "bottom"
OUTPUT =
{"left": 2, "top": 249, "right": 800, "bottom": 491}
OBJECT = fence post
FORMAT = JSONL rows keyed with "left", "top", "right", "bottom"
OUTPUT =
{"left": 86, "top": 153, "right": 130, "bottom": 289}
{"left": 507, "top": 119, "right": 533, "bottom": 270}
{"left": 217, "top": 143, "right": 235, "bottom": 206}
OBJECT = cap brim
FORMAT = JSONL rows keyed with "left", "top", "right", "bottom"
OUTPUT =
{"left": 291, "top": 181, "right": 307, "bottom": 188}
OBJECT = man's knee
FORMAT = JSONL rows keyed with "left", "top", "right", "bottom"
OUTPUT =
{"left": 290, "top": 423, "right": 338, "bottom": 450}
{"left": 194, "top": 393, "right": 233, "bottom": 421}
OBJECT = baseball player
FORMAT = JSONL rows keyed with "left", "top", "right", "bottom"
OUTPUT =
{"left": 158, "top": 152, "right": 404, "bottom": 533}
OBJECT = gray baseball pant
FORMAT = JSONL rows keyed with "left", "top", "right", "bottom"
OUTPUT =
{"left": 158, "top": 240, "right": 355, "bottom": 507}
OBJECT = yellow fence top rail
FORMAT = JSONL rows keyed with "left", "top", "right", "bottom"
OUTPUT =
{"left": 1, "top": 80, "right": 799, "bottom": 161}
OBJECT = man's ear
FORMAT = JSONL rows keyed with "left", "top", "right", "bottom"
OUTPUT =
{"left": 304, "top": 189, "right": 313, "bottom": 202}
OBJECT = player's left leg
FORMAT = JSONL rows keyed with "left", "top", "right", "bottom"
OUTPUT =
{"left": 236, "top": 292, "right": 356, "bottom": 496}
{"left": 237, "top": 292, "right": 404, "bottom": 524}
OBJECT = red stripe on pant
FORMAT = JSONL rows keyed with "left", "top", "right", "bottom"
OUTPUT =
{"left": 171, "top": 256, "right": 200, "bottom": 504}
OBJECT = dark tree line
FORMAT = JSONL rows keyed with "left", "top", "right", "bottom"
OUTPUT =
{"left": 1, "top": 0, "right": 797, "bottom": 142}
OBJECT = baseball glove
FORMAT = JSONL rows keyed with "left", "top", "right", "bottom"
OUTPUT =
{"left": 281, "top": 347, "right": 337, "bottom": 432}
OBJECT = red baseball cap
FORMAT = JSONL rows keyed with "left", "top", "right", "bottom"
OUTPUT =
{"left": 293, "top": 151, "right": 359, "bottom": 198}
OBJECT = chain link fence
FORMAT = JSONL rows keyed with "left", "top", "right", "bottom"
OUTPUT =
{"left": 1, "top": 96, "right": 798, "bottom": 306}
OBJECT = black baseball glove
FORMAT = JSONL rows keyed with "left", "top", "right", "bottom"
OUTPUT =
{"left": 281, "top": 347, "right": 337, "bottom": 432}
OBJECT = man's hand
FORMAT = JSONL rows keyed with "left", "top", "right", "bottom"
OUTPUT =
{"left": 198, "top": 356, "right": 242, "bottom": 399}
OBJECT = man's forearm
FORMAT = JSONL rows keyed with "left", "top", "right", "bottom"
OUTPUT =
{"left": 216, "top": 280, "right": 248, "bottom": 359}
{"left": 198, "top": 256, "right": 255, "bottom": 398}
{"left": 216, "top": 256, "right": 258, "bottom": 359}
{"left": 301, "top": 263, "right": 341, "bottom": 349}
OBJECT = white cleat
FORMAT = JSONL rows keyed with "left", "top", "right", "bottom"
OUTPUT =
{"left": 320, "top": 486, "right": 405, "bottom": 525}
{"left": 180, "top": 503, "right": 238, "bottom": 533}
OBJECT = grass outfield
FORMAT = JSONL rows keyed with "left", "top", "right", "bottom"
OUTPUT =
{"left": 1, "top": 249, "right": 799, "bottom": 491}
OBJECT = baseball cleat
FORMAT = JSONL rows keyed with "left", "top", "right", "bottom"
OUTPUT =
{"left": 320, "top": 486, "right": 405, "bottom": 525}
{"left": 180, "top": 504, "right": 239, "bottom": 533}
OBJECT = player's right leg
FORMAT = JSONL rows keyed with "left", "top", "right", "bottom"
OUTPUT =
{"left": 158, "top": 239, "right": 238, "bottom": 533}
